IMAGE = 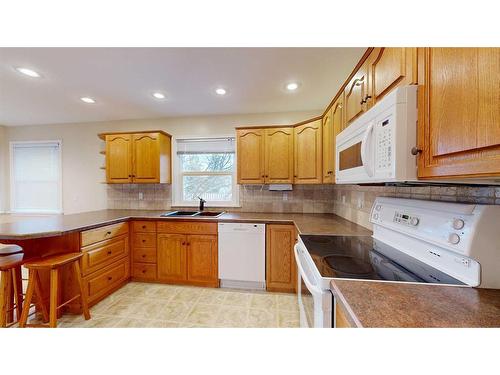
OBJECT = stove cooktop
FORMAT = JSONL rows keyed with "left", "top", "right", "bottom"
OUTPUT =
{"left": 299, "top": 234, "right": 465, "bottom": 285}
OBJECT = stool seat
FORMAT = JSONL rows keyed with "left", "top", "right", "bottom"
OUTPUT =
{"left": 24, "top": 253, "right": 83, "bottom": 270}
{"left": 0, "top": 253, "right": 28, "bottom": 271}
{"left": 0, "top": 244, "right": 23, "bottom": 256}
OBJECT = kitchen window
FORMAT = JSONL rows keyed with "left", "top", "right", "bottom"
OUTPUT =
{"left": 10, "top": 141, "right": 63, "bottom": 214}
{"left": 173, "top": 137, "right": 239, "bottom": 207}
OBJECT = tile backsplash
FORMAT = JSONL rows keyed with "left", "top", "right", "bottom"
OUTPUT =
{"left": 107, "top": 183, "right": 499, "bottom": 230}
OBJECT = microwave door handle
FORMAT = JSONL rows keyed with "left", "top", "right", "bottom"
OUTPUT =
{"left": 294, "top": 245, "right": 323, "bottom": 296}
{"left": 360, "top": 122, "right": 374, "bottom": 177}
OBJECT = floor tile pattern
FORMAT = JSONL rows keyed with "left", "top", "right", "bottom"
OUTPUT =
{"left": 23, "top": 282, "right": 300, "bottom": 328}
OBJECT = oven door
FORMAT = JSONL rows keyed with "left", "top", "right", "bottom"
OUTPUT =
{"left": 294, "top": 243, "right": 332, "bottom": 328}
{"left": 336, "top": 120, "right": 375, "bottom": 184}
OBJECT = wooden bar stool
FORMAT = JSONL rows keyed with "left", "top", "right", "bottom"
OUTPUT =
{"left": 19, "top": 253, "right": 91, "bottom": 328}
{"left": 0, "top": 244, "right": 25, "bottom": 328}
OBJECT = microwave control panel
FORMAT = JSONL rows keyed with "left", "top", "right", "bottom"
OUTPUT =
{"left": 376, "top": 116, "right": 393, "bottom": 170}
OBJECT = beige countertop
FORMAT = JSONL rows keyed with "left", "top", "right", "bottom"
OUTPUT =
{"left": 0, "top": 210, "right": 372, "bottom": 240}
{"left": 331, "top": 279, "right": 500, "bottom": 328}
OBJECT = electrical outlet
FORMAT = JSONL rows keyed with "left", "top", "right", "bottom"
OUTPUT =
{"left": 283, "top": 192, "right": 288, "bottom": 201}
{"left": 357, "top": 197, "right": 364, "bottom": 209}
{"left": 138, "top": 192, "right": 144, "bottom": 200}
{"left": 341, "top": 195, "right": 346, "bottom": 204}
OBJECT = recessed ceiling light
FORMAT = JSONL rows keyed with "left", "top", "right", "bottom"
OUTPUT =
{"left": 15, "top": 67, "right": 41, "bottom": 78}
{"left": 152, "top": 92, "right": 166, "bottom": 100}
{"left": 80, "top": 97, "right": 96, "bottom": 104}
{"left": 215, "top": 88, "right": 227, "bottom": 96}
{"left": 286, "top": 82, "right": 299, "bottom": 91}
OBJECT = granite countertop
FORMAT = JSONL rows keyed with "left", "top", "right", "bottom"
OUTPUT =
{"left": 331, "top": 279, "right": 500, "bottom": 328}
{"left": 0, "top": 210, "right": 372, "bottom": 240}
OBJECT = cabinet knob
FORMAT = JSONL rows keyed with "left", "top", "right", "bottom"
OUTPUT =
{"left": 142, "top": 225, "right": 146, "bottom": 229}
{"left": 107, "top": 251, "right": 112, "bottom": 255}
{"left": 364, "top": 95, "right": 372, "bottom": 101}
{"left": 142, "top": 254, "right": 146, "bottom": 258}
{"left": 142, "top": 270, "right": 146, "bottom": 273}
{"left": 182, "top": 242, "right": 186, "bottom": 245}
{"left": 142, "top": 239, "right": 146, "bottom": 243}
{"left": 411, "top": 147, "right": 422, "bottom": 155}
{"left": 360, "top": 100, "right": 365, "bottom": 105}
{"left": 107, "top": 276, "right": 113, "bottom": 281}
{"left": 106, "top": 231, "right": 111, "bottom": 235}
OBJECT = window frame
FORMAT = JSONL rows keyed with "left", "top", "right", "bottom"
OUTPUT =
{"left": 9, "top": 140, "right": 63, "bottom": 214}
{"left": 172, "top": 137, "right": 240, "bottom": 208}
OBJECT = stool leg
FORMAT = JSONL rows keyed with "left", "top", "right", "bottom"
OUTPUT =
{"left": 12, "top": 267, "right": 23, "bottom": 323}
{"left": 0, "top": 270, "right": 12, "bottom": 328}
{"left": 49, "top": 268, "right": 58, "bottom": 328}
{"left": 5, "top": 270, "right": 14, "bottom": 324}
{"left": 19, "top": 269, "right": 36, "bottom": 328}
{"left": 34, "top": 271, "right": 49, "bottom": 323}
{"left": 73, "top": 261, "right": 90, "bottom": 320}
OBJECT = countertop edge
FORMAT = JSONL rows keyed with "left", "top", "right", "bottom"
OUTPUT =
{"left": 330, "top": 280, "right": 364, "bottom": 328}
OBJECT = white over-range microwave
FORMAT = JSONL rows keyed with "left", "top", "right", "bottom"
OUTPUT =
{"left": 336, "top": 85, "right": 418, "bottom": 184}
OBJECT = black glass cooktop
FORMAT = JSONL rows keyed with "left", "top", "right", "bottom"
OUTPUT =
{"left": 299, "top": 234, "right": 465, "bottom": 285}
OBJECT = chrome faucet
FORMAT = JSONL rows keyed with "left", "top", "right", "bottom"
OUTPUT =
{"left": 197, "top": 196, "right": 206, "bottom": 211}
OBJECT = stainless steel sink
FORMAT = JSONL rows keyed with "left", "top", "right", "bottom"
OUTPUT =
{"left": 160, "top": 211, "right": 225, "bottom": 218}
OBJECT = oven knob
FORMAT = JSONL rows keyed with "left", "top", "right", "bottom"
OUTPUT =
{"left": 452, "top": 218, "right": 465, "bottom": 230}
{"left": 373, "top": 213, "right": 379, "bottom": 220}
{"left": 448, "top": 233, "right": 461, "bottom": 245}
{"left": 375, "top": 204, "right": 382, "bottom": 211}
{"left": 410, "top": 217, "right": 419, "bottom": 226}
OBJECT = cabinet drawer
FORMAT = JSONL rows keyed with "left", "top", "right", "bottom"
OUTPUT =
{"left": 84, "top": 257, "right": 130, "bottom": 304}
{"left": 132, "top": 262, "right": 157, "bottom": 280}
{"left": 132, "top": 233, "right": 156, "bottom": 248}
{"left": 132, "top": 247, "right": 157, "bottom": 264}
{"left": 81, "top": 234, "right": 129, "bottom": 276}
{"left": 132, "top": 221, "right": 156, "bottom": 233}
{"left": 157, "top": 221, "right": 217, "bottom": 235}
{"left": 81, "top": 222, "right": 129, "bottom": 247}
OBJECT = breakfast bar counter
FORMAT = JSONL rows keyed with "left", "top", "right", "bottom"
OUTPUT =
{"left": 331, "top": 279, "right": 500, "bottom": 328}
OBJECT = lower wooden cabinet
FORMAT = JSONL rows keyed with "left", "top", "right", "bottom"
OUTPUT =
{"left": 186, "top": 235, "right": 218, "bottom": 287}
{"left": 266, "top": 224, "right": 297, "bottom": 293}
{"left": 157, "top": 233, "right": 188, "bottom": 282}
{"left": 335, "top": 304, "right": 353, "bottom": 328}
{"left": 83, "top": 256, "right": 130, "bottom": 305}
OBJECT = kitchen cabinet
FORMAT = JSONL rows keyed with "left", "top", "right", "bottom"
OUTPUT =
{"left": 294, "top": 119, "right": 322, "bottom": 184}
{"left": 344, "top": 59, "right": 370, "bottom": 125}
{"left": 335, "top": 304, "right": 353, "bottom": 328}
{"left": 266, "top": 224, "right": 297, "bottom": 293}
{"left": 322, "top": 94, "right": 344, "bottom": 183}
{"left": 157, "top": 222, "right": 219, "bottom": 287}
{"left": 157, "top": 233, "right": 188, "bottom": 283}
{"left": 368, "top": 47, "right": 417, "bottom": 103}
{"left": 101, "top": 131, "right": 172, "bottom": 184}
{"left": 236, "top": 128, "right": 265, "bottom": 184}
{"left": 131, "top": 221, "right": 158, "bottom": 281}
{"left": 417, "top": 47, "right": 500, "bottom": 178}
{"left": 264, "top": 127, "right": 294, "bottom": 183}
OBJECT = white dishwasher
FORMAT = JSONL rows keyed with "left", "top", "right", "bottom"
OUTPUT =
{"left": 218, "top": 223, "right": 266, "bottom": 290}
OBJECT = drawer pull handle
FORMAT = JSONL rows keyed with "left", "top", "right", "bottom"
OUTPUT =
{"left": 107, "top": 251, "right": 112, "bottom": 255}
{"left": 106, "top": 231, "right": 112, "bottom": 235}
{"left": 142, "top": 225, "right": 146, "bottom": 229}
{"left": 107, "top": 276, "right": 113, "bottom": 281}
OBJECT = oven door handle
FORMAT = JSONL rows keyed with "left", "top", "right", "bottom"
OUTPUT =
{"left": 360, "top": 122, "right": 374, "bottom": 177}
{"left": 294, "top": 245, "right": 323, "bottom": 296}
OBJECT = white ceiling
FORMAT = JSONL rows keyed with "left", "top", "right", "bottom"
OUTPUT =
{"left": 0, "top": 48, "right": 365, "bottom": 126}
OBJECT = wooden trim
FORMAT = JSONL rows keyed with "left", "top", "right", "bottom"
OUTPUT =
{"left": 322, "top": 48, "right": 374, "bottom": 118}
{"left": 98, "top": 130, "right": 172, "bottom": 141}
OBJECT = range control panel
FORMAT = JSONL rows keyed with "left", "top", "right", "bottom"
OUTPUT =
{"left": 393, "top": 211, "right": 420, "bottom": 227}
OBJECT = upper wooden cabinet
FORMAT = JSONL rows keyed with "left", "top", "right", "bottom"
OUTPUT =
{"left": 101, "top": 131, "right": 171, "bottom": 184}
{"left": 294, "top": 119, "right": 322, "bottom": 184}
{"left": 236, "top": 128, "right": 265, "bottom": 184}
{"left": 323, "top": 95, "right": 345, "bottom": 183}
{"left": 368, "top": 47, "right": 417, "bottom": 103}
{"left": 344, "top": 59, "right": 370, "bottom": 125}
{"left": 264, "top": 127, "right": 294, "bottom": 183}
{"left": 237, "top": 127, "right": 293, "bottom": 184}
{"left": 417, "top": 48, "right": 500, "bottom": 178}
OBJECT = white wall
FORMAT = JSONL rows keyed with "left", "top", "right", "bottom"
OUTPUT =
{"left": 4, "top": 111, "right": 319, "bottom": 214}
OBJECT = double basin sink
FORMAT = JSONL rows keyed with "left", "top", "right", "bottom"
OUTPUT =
{"left": 160, "top": 210, "right": 225, "bottom": 218}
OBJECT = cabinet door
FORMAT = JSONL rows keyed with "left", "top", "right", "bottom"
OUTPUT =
{"left": 106, "top": 134, "right": 132, "bottom": 183}
{"left": 369, "top": 47, "right": 417, "bottom": 103}
{"left": 418, "top": 48, "right": 500, "bottom": 178}
{"left": 237, "top": 129, "right": 265, "bottom": 184}
{"left": 344, "top": 60, "right": 369, "bottom": 125}
{"left": 322, "top": 109, "right": 334, "bottom": 183}
{"left": 294, "top": 119, "right": 322, "bottom": 184}
{"left": 264, "top": 127, "right": 294, "bottom": 183}
{"left": 186, "top": 235, "right": 218, "bottom": 286}
{"left": 157, "top": 234, "right": 187, "bottom": 282}
{"left": 266, "top": 224, "right": 296, "bottom": 293}
{"left": 132, "top": 133, "right": 160, "bottom": 183}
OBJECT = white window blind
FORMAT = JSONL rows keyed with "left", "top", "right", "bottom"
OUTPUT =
{"left": 10, "top": 141, "right": 62, "bottom": 213}
{"left": 174, "top": 137, "right": 238, "bottom": 206}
